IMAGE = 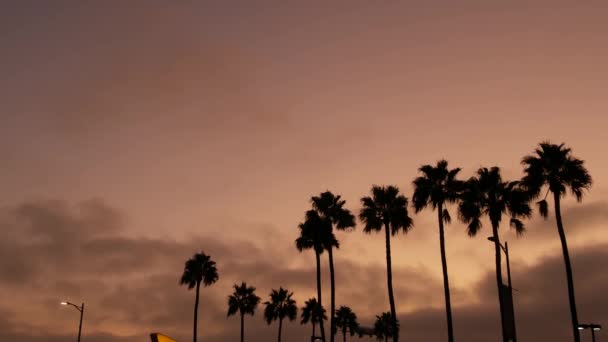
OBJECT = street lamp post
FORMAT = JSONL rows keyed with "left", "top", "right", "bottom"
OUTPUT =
{"left": 61, "top": 301, "right": 84, "bottom": 342}
{"left": 579, "top": 324, "right": 602, "bottom": 342}
{"left": 488, "top": 237, "right": 517, "bottom": 342}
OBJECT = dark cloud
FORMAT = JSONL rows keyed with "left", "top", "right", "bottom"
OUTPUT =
{"left": 519, "top": 200, "right": 608, "bottom": 242}
{"left": 1, "top": 198, "right": 606, "bottom": 342}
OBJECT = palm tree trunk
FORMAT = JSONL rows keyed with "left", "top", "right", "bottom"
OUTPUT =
{"left": 193, "top": 281, "right": 200, "bottom": 342}
{"left": 384, "top": 222, "right": 398, "bottom": 342}
{"left": 328, "top": 247, "right": 336, "bottom": 342}
{"left": 343, "top": 328, "right": 347, "bottom": 342}
{"left": 554, "top": 193, "right": 580, "bottom": 342}
{"left": 313, "top": 322, "right": 316, "bottom": 339}
{"left": 240, "top": 313, "right": 244, "bottom": 342}
{"left": 491, "top": 222, "right": 507, "bottom": 342}
{"left": 437, "top": 204, "right": 454, "bottom": 342}
{"left": 316, "top": 250, "right": 327, "bottom": 341}
{"left": 278, "top": 318, "right": 283, "bottom": 342}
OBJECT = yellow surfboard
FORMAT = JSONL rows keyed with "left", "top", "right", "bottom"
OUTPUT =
{"left": 150, "top": 333, "right": 177, "bottom": 342}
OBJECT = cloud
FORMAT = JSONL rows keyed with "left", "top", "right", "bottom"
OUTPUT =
{"left": 0, "top": 198, "right": 448, "bottom": 341}
{"left": 1, "top": 197, "right": 606, "bottom": 342}
{"left": 515, "top": 200, "right": 608, "bottom": 246}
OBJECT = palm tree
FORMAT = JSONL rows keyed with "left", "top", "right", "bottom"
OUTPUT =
{"left": 359, "top": 185, "right": 413, "bottom": 342}
{"left": 374, "top": 312, "right": 399, "bottom": 342}
{"left": 180, "top": 252, "right": 219, "bottom": 342}
{"left": 264, "top": 287, "right": 298, "bottom": 342}
{"left": 227, "top": 282, "right": 261, "bottom": 342}
{"left": 458, "top": 167, "right": 530, "bottom": 342}
{"left": 301, "top": 298, "right": 327, "bottom": 339}
{"left": 311, "top": 191, "right": 356, "bottom": 342}
{"left": 412, "top": 160, "right": 463, "bottom": 342}
{"left": 296, "top": 210, "right": 336, "bottom": 341}
{"left": 335, "top": 306, "right": 359, "bottom": 342}
{"left": 521, "top": 142, "right": 592, "bottom": 342}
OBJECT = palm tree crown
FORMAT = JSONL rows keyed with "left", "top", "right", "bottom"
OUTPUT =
{"left": 228, "top": 282, "right": 260, "bottom": 317}
{"left": 301, "top": 298, "right": 327, "bottom": 326}
{"left": 180, "top": 252, "right": 219, "bottom": 289}
{"left": 521, "top": 142, "right": 592, "bottom": 216}
{"left": 374, "top": 312, "right": 399, "bottom": 341}
{"left": 263, "top": 287, "right": 298, "bottom": 324}
{"left": 458, "top": 167, "right": 531, "bottom": 236}
{"left": 296, "top": 210, "right": 338, "bottom": 254}
{"left": 335, "top": 306, "right": 359, "bottom": 337}
{"left": 311, "top": 191, "right": 356, "bottom": 231}
{"left": 359, "top": 185, "right": 413, "bottom": 235}
{"left": 412, "top": 159, "right": 463, "bottom": 217}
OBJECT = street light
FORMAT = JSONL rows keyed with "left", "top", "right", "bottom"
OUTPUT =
{"left": 488, "top": 236, "right": 517, "bottom": 342}
{"left": 61, "top": 301, "right": 84, "bottom": 342}
{"left": 579, "top": 323, "right": 602, "bottom": 342}
{"left": 487, "top": 237, "right": 513, "bottom": 291}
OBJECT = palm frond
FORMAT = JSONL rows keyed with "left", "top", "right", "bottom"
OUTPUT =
{"left": 466, "top": 218, "right": 482, "bottom": 237}
{"left": 442, "top": 208, "right": 451, "bottom": 224}
{"left": 509, "top": 218, "right": 525, "bottom": 235}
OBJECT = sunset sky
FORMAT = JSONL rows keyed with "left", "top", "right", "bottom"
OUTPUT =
{"left": 1, "top": 1, "right": 607, "bottom": 341}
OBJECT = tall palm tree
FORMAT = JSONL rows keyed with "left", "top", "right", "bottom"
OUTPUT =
{"left": 458, "top": 167, "right": 530, "bottom": 342}
{"left": 227, "top": 282, "right": 261, "bottom": 342}
{"left": 521, "top": 142, "right": 592, "bottom": 342}
{"left": 180, "top": 252, "right": 219, "bottom": 342}
{"left": 335, "top": 306, "right": 359, "bottom": 342}
{"left": 311, "top": 191, "right": 356, "bottom": 342}
{"left": 296, "top": 210, "right": 336, "bottom": 341}
{"left": 264, "top": 287, "right": 298, "bottom": 342}
{"left": 301, "top": 298, "right": 327, "bottom": 339}
{"left": 412, "top": 160, "right": 463, "bottom": 342}
{"left": 359, "top": 185, "right": 413, "bottom": 342}
{"left": 374, "top": 312, "right": 399, "bottom": 342}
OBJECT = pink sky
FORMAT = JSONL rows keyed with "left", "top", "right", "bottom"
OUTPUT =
{"left": 1, "top": 1, "right": 607, "bottom": 341}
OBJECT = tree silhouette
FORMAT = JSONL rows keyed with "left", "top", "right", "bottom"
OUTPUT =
{"left": 227, "top": 282, "right": 261, "bottom": 342}
{"left": 458, "top": 167, "right": 530, "bottom": 342}
{"left": 301, "top": 298, "right": 327, "bottom": 339}
{"left": 296, "top": 210, "right": 336, "bottom": 341}
{"left": 359, "top": 185, "right": 413, "bottom": 342}
{"left": 374, "top": 312, "right": 399, "bottom": 342}
{"left": 412, "top": 160, "right": 463, "bottom": 342}
{"left": 180, "top": 252, "right": 219, "bottom": 342}
{"left": 311, "top": 191, "right": 356, "bottom": 342}
{"left": 335, "top": 306, "right": 359, "bottom": 342}
{"left": 521, "top": 142, "right": 592, "bottom": 342}
{"left": 264, "top": 287, "right": 298, "bottom": 342}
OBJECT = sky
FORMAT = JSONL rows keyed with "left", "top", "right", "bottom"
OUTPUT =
{"left": 1, "top": 1, "right": 607, "bottom": 341}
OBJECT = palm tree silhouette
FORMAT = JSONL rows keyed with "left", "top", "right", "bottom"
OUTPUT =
{"left": 412, "top": 160, "right": 463, "bottom": 342}
{"left": 301, "top": 298, "right": 327, "bottom": 339}
{"left": 311, "top": 191, "right": 356, "bottom": 342}
{"left": 227, "top": 282, "right": 261, "bottom": 342}
{"left": 264, "top": 287, "right": 298, "bottom": 342}
{"left": 180, "top": 252, "right": 219, "bottom": 342}
{"left": 296, "top": 210, "right": 336, "bottom": 341}
{"left": 335, "top": 306, "right": 359, "bottom": 342}
{"left": 374, "top": 312, "right": 399, "bottom": 342}
{"left": 521, "top": 142, "right": 592, "bottom": 342}
{"left": 458, "top": 167, "right": 530, "bottom": 342}
{"left": 359, "top": 185, "right": 413, "bottom": 342}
